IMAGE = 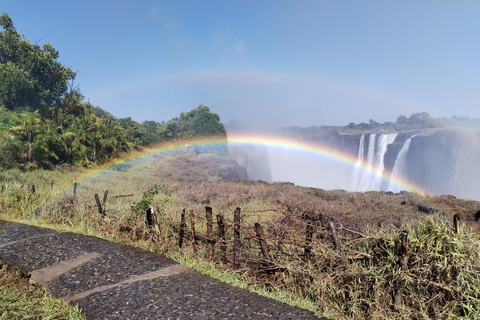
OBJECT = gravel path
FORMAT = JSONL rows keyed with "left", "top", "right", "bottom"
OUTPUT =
{"left": 0, "top": 220, "right": 322, "bottom": 319}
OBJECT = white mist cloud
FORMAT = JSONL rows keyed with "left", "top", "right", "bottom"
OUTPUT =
{"left": 91, "top": 70, "right": 415, "bottom": 128}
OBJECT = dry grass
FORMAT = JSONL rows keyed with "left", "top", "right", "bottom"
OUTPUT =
{"left": 1, "top": 148, "right": 480, "bottom": 319}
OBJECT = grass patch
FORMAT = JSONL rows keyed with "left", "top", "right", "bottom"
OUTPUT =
{"left": 0, "top": 264, "right": 85, "bottom": 320}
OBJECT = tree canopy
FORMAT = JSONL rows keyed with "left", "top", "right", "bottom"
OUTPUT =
{"left": 179, "top": 105, "right": 227, "bottom": 138}
{"left": 0, "top": 13, "right": 75, "bottom": 111}
{"left": 0, "top": 13, "right": 228, "bottom": 170}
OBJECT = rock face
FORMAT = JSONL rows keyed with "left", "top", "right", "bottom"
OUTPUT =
{"left": 383, "top": 131, "right": 417, "bottom": 174}
{"left": 229, "top": 127, "right": 480, "bottom": 200}
{"left": 315, "top": 134, "right": 363, "bottom": 157}
{"left": 405, "top": 128, "right": 480, "bottom": 199}
{"left": 346, "top": 128, "right": 479, "bottom": 199}
{"left": 228, "top": 143, "right": 272, "bottom": 182}
{"left": 192, "top": 154, "right": 248, "bottom": 182}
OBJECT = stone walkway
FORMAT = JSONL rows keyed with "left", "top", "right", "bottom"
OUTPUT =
{"left": 0, "top": 220, "right": 322, "bottom": 319}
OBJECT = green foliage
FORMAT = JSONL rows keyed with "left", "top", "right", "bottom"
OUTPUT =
{"left": 116, "top": 106, "right": 227, "bottom": 151}
{"left": 0, "top": 102, "right": 227, "bottom": 169}
{"left": 0, "top": 264, "right": 85, "bottom": 320}
{"left": 0, "top": 13, "right": 75, "bottom": 111}
{"left": 0, "top": 131, "right": 21, "bottom": 170}
{"left": 131, "top": 184, "right": 171, "bottom": 215}
{"left": 295, "top": 111, "right": 480, "bottom": 136}
{"left": 179, "top": 105, "right": 227, "bottom": 138}
{"left": 0, "top": 13, "right": 231, "bottom": 169}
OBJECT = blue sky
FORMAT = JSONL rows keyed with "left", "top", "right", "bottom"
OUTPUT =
{"left": 1, "top": 0, "right": 479, "bottom": 127}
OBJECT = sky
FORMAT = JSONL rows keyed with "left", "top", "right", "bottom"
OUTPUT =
{"left": 1, "top": 0, "right": 479, "bottom": 128}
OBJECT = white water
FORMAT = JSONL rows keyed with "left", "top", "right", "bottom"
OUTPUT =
{"left": 388, "top": 135, "right": 415, "bottom": 193}
{"left": 370, "top": 133, "right": 398, "bottom": 190}
{"left": 229, "top": 129, "right": 480, "bottom": 200}
{"left": 356, "top": 133, "right": 376, "bottom": 191}
{"left": 354, "top": 133, "right": 398, "bottom": 191}
{"left": 351, "top": 134, "right": 365, "bottom": 190}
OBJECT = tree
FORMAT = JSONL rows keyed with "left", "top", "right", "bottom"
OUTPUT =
{"left": 396, "top": 115, "right": 408, "bottom": 124}
{"left": 0, "top": 130, "right": 21, "bottom": 169}
{"left": 0, "top": 13, "right": 75, "bottom": 111}
{"left": 165, "top": 118, "right": 181, "bottom": 140}
{"left": 178, "top": 105, "right": 227, "bottom": 138}
{"left": 9, "top": 111, "right": 41, "bottom": 162}
{"left": 37, "top": 118, "right": 75, "bottom": 165}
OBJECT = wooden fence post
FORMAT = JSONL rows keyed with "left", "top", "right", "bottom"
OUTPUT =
{"left": 190, "top": 209, "right": 196, "bottom": 249}
{"left": 233, "top": 207, "right": 241, "bottom": 269}
{"left": 217, "top": 212, "right": 226, "bottom": 263}
{"left": 147, "top": 205, "right": 160, "bottom": 242}
{"left": 254, "top": 223, "right": 271, "bottom": 263}
{"left": 206, "top": 206, "right": 213, "bottom": 258}
{"left": 179, "top": 209, "right": 186, "bottom": 248}
{"left": 328, "top": 222, "right": 341, "bottom": 252}
{"left": 454, "top": 213, "right": 461, "bottom": 235}
{"left": 304, "top": 220, "right": 314, "bottom": 261}
{"left": 71, "top": 182, "right": 77, "bottom": 204}
{"left": 395, "top": 230, "right": 409, "bottom": 308}
{"left": 399, "top": 230, "right": 408, "bottom": 270}
{"left": 102, "top": 190, "right": 108, "bottom": 214}
{"left": 94, "top": 194, "right": 103, "bottom": 215}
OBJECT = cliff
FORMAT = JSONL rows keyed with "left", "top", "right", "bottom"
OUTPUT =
{"left": 228, "top": 143, "right": 272, "bottom": 182}
{"left": 229, "top": 126, "right": 480, "bottom": 200}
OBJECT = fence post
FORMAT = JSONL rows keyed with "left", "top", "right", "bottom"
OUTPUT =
{"left": 304, "top": 220, "right": 314, "bottom": 261}
{"left": 190, "top": 209, "right": 196, "bottom": 249}
{"left": 179, "top": 209, "right": 186, "bottom": 248}
{"left": 94, "top": 194, "right": 103, "bottom": 215}
{"left": 454, "top": 213, "right": 461, "bottom": 235}
{"left": 233, "top": 207, "right": 241, "bottom": 269}
{"left": 254, "top": 223, "right": 271, "bottom": 264}
{"left": 147, "top": 205, "right": 161, "bottom": 242}
{"left": 102, "top": 190, "right": 108, "bottom": 214}
{"left": 217, "top": 212, "right": 226, "bottom": 263}
{"left": 206, "top": 206, "right": 213, "bottom": 258}
{"left": 399, "top": 230, "right": 408, "bottom": 270}
{"left": 328, "top": 222, "right": 341, "bottom": 252}
{"left": 395, "top": 230, "right": 409, "bottom": 308}
{"left": 74, "top": 182, "right": 77, "bottom": 195}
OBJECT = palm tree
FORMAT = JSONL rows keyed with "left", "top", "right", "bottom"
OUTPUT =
{"left": 9, "top": 111, "right": 41, "bottom": 163}
{"left": 97, "top": 118, "right": 130, "bottom": 162}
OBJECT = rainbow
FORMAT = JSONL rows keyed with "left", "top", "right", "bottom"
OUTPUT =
{"left": 72, "top": 132, "right": 427, "bottom": 195}
{"left": 227, "top": 132, "right": 427, "bottom": 194}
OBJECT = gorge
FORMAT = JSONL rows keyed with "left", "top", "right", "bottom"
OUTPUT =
{"left": 229, "top": 127, "right": 480, "bottom": 201}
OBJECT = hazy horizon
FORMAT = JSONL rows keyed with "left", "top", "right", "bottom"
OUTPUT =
{"left": 1, "top": 1, "right": 478, "bottom": 128}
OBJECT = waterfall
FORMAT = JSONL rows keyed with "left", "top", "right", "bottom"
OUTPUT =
{"left": 357, "top": 134, "right": 376, "bottom": 191}
{"left": 388, "top": 135, "right": 415, "bottom": 193}
{"left": 369, "top": 133, "right": 398, "bottom": 190}
{"left": 355, "top": 133, "right": 398, "bottom": 191}
{"left": 351, "top": 135, "right": 365, "bottom": 190}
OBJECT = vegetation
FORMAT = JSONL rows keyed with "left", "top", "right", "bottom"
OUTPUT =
{"left": 0, "top": 263, "right": 85, "bottom": 319}
{"left": 1, "top": 150, "right": 479, "bottom": 319}
{"left": 0, "top": 13, "right": 227, "bottom": 170}
{"left": 274, "top": 112, "right": 480, "bottom": 138}
{"left": 0, "top": 14, "right": 75, "bottom": 112}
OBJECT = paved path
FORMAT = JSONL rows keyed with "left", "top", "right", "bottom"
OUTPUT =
{"left": 0, "top": 220, "right": 320, "bottom": 319}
